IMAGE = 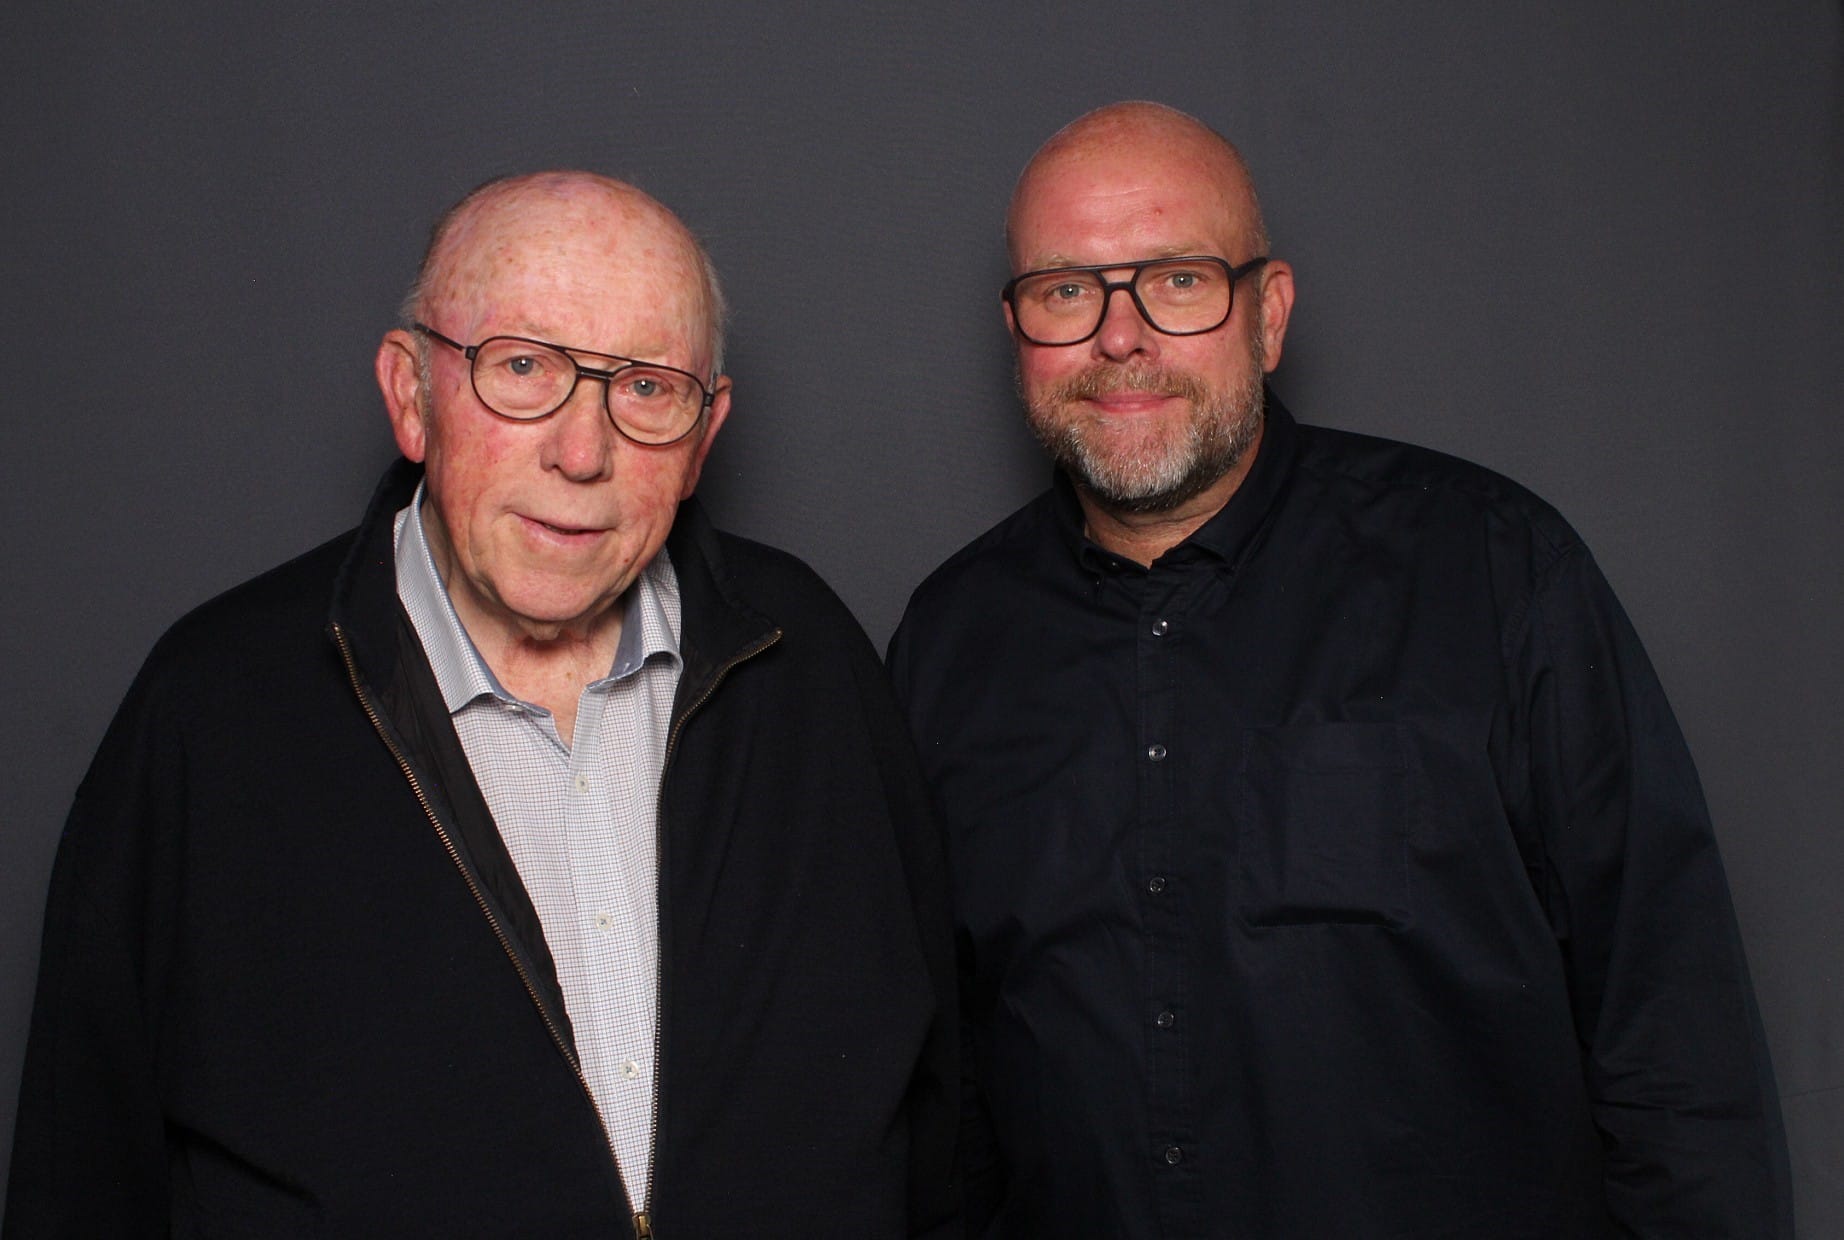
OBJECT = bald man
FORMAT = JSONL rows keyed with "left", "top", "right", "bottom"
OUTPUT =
{"left": 889, "top": 103, "right": 1788, "bottom": 1237}
{"left": 9, "top": 173, "right": 957, "bottom": 1238}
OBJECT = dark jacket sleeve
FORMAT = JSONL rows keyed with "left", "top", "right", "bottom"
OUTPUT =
{"left": 885, "top": 616, "right": 993, "bottom": 1239}
{"left": 853, "top": 631, "right": 964, "bottom": 1239}
{"left": 1516, "top": 545, "right": 1792, "bottom": 1237}
{"left": 6, "top": 665, "right": 183, "bottom": 1237}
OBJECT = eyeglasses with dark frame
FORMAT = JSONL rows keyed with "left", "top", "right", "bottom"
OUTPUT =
{"left": 413, "top": 323, "right": 716, "bottom": 447}
{"left": 1003, "top": 255, "right": 1270, "bottom": 347}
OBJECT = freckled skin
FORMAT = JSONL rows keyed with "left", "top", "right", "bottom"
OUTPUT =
{"left": 374, "top": 174, "right": 729, "bottom": 737}
{"left": 1005, "top": 104, "right": 1296, "bottom": 564}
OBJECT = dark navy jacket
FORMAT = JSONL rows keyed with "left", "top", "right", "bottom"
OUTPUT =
{"left": 9, "top": 461, "right": 959, "bottom": 1239}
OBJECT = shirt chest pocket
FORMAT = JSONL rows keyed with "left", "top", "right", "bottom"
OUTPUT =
{"left": 1234, "top": 722, "right": 1409, "bottom": 929}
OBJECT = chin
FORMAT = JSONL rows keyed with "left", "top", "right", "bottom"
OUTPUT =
{"left": 496, "top": 582, "right": 623, "bottom": 638}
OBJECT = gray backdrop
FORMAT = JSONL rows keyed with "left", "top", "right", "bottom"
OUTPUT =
{"left": 3, "top": 2, "right": 1839, "bottom": 1230}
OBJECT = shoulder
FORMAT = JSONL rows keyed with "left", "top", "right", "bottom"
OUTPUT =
{"left": 700, "top": 528, "right": 869, "bottom": 639}
{"left": 676, "top": 523, "right": 912, "bottom": 744}
{"left": 71, "top": 530, "right": 360, "bottom": 812}
{"left": 897, "top": 489, "right": 1065, "bottom": 629}
{"left": 1293, "top": 423, "right": 1583, "bottom": 563}
{"left": 137, "top": 531, "right": 355, "bottom": 691}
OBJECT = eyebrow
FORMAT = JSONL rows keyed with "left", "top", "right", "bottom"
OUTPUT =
{"left": 503, "top": 325, "right": 679, "bottom": 367}
{"left": 1027, "top": 244, "right": 1217, "bottom": 270}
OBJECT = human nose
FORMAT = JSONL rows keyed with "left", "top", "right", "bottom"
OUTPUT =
{"left": 1091, "top": 280, "right": 1160, "bottom": 363}
{"left": 539, "top": 376, "right": 616, "bottom": 482}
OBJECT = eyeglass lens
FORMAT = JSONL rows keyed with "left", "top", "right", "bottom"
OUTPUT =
{"left": 1012, "top": 258, "right": 1235, "bottom": 345}
{"left": 470, "top": 337, "right": 704, "bottom": 443}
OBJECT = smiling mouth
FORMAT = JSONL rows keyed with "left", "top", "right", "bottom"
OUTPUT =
{"left": 1085, "top": 390, "right": 1182, "bottom": 414}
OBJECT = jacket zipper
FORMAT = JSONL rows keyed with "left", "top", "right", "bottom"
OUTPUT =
{"left": 635, "top": 626, "right": 782, "bottom": 1239}
{"left": 330, "top": 625, "right": 627, "bottom": 1200}
{"left": 338, "top": 619, "right": 783, "bottom": 1239}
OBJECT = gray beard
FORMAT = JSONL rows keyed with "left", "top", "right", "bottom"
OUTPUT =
{"left": 1024, "top": 361, "right": 1266, "bottom": 515}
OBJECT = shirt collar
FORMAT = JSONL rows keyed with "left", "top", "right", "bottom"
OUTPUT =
{"left": 393, "top": 482, "right": 681, "bottom": 715}
{"left": 1055, "top": 385, "right": 1300, "bottom": 574}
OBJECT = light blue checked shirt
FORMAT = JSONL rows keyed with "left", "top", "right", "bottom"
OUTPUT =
{"left": 394, "top": 485, "right": 679, "bottom": 1206}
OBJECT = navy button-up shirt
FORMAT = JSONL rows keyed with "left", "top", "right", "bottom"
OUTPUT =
{"left": 888, "top": 399, "right": 1788, "bottom": 1238}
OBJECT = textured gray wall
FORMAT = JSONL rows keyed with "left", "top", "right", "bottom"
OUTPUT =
{"left": 3, "top": 3, "right": 1839, "bottom": 1229}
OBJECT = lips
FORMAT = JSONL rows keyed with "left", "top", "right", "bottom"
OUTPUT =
{"left": 518, "top": 514, "right": 608, "bottom": 543}
{"left": 1087, "top": 390, "right": 1181, "bottom": 413}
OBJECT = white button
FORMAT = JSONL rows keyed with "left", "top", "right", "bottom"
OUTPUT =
{"left": 593, "top": 911, "right": 614, "bottom": 931}
{"left": 620, "top": 1060, "right": 642, "bottom": 1080}
{"left": 573, "top": 774, "right": 590, "bottom": 793}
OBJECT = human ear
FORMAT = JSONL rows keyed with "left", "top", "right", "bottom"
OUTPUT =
{"left": 1254, "top": 260, "right": 1295, "bottom": 372}
{"left": 679, "top": 375, "right": 733, "bottom": 498}
{"left": 376, "top": 329, "right": 429, "bottom": 462}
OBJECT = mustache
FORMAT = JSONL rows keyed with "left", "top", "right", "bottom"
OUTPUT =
{"left": 1044, "top": 364, "right": 1210, "bottom": 406}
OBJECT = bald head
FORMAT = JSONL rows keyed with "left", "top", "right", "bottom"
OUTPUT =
{"left": 1003, "top": 101, "right": 1296, "bottom": 549}
{"left": 1007, "top": 101, "right": 1269, "bottom": 270}
{"left": 403, "top": 171, "right": 728, "bottom": 376}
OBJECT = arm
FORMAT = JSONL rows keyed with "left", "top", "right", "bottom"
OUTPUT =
{"left": 1517, "top": 545, "right": 1791, "bottom": 1237}
{"left": 885, "top": 614, "right": 1011, "bottom": 1238}
{"left": 851, "top": 636, "right": 964, "bottom": 1239}
{"left": 954, "top": 939, "right": 1007, "bottom": 1240}
{"left": 5, "top": 673, "right": 180, "bottom": 1238}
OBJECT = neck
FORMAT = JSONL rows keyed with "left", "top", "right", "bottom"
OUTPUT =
{"left": 1075, "top": 426, "right": 1262, "bottom": 567}
{"left": 468, "top": 612, "right": 626, "bottom": 750}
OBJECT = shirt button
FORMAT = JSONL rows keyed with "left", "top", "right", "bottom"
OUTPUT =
{"left": 1156, "top": 1010, "right": 1176, "bottom": 1029}
{"left": 1147, "top": 875, "right": 1167, "bottom": 894}
{"left": 573, "top": 774, "right": 590, "bottom": 793}
{"left": 1146, "top": 743, "right": 1167, "bottom": 762}
{"left": 1164, "top": 1145, "right": 1184, "bottom": 1165}
{"left": 593, "top": 911, "right": 614, "bottom": 931}
{"left": 620, "top": 1060, "right": 641, "bottom": 1081}
{"left": 1151, "top": 618, "right": 1169, "bottom": 637}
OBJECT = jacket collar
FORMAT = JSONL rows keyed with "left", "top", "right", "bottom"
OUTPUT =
{"left": 662, "top": 493, "right": 781, "bottom": 717}
{"left": 327, "top": 457, "right": 423, "bottom": 692}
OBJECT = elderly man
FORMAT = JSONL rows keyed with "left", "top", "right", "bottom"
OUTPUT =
{"left": 9, "top": 172, "right": 956, "bottom": 1238}
{"left": 888, "top": 103, "right": 1789, "bottom": 1237}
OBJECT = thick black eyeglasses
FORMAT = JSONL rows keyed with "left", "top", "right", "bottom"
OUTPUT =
{"left": 414, "top": 323, "right": 715, "bottom": 447}
{"left": 1003, "top": 255, "right": 1269, "bottom": 347}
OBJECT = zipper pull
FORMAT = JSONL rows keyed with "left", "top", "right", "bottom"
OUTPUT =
{"left": 634, "top": 1211, "right": 653, "bottom": 1238}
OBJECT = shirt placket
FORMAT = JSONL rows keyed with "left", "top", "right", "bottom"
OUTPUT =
{"left": 1135, "top": 564, "right": 1202, "bottom": 1234}
{"left": 564, "top": 683, "right": 659, "bottom": 1206}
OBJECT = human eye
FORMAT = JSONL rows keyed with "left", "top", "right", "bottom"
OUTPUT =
{"left": 503, "top": 353, "right": 548, "bottom": 379}
{"left": 615, "top": 368, "right": 686, "bottom": 403}
{"left": 1140, "top": 262, "right": 1222, "bottom": 309}
{"left": 479, "top": 340, "right": 562, "bottom": 385}
{"left": 1027, "top": 272, "right": 1097, "bottom": 314}
{"left": 470, "top": 339, "right": 573, "bottom": 415}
